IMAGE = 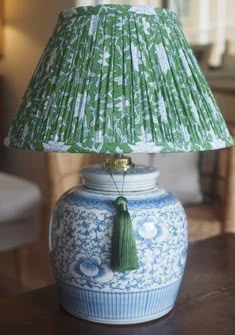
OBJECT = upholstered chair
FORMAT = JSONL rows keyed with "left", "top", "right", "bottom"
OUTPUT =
{"left": 0, "top": 173, "right": 42, "bottom": 285}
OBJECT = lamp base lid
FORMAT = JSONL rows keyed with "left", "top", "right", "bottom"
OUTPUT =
{"left": 80, "top": 165, "right": 159, "bottom": 192}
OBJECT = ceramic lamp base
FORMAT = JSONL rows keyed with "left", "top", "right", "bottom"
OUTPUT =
{"left": 49, "top": 165, "right": 188, "bottom": 324}
{"left": 57, "top": 279, "right": 180, "bottom": 324}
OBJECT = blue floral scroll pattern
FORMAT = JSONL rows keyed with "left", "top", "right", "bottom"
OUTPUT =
{"left": 61, "top": 188, "right": 178, "bottom": 210}
{"left": 50, "top": 187, "right": 187, "bottom": 292}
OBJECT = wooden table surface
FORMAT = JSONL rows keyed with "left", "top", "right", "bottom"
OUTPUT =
{"left": 1, "top": 234, "right": 235, "bottom": 335}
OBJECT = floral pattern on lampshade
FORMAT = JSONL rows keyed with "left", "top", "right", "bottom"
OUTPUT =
{"left": 6, "top": 5, "right": 233, "bottom": 153}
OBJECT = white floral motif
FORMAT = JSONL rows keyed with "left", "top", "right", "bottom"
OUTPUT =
{"left": 62, "top": 9, "right": 75, "bottom": 18}
{"left": 190, "top": 99, "right": 200, "bottom": 123}
{"left": 43, "top": 141, "right": 71, "bottom": 152}
{"left": 158, "top": 92, "right": 167, "bottom": 123}
{"left": 115, "top": 96, "right": 130, "bottom": 114}
{"left": 129, "top": 142, "right": 163, "bottom": 153}
{"left": 155, "top": 43, "right": 170, "bottom": 74}
{"left": 114, "top": 76, "right": 123, "bottom": 86}
{"left": 74, "top": 91, "right": 88, "bottom": 120}
{"left": 165, "top": 26, "right": 172, "bottom": 36}
{"left": 208, "top": 128, "right": 226, "bottom": 149}
{"left": 210, "top": 139, "right": 226, "bottom": 149}
{"left": 89, "top": 15, "right": 99, "bottom": 37}
{"left": 142, "top": 18, "right": 151, "bottom": 35}
{"left": 98, "top": 48, "right": 110, "bottom": 67}
{"left": 129, "top": 6, "right": 157, "bottom": 16}
{"left": 46, "top": 48, "right": 58, "bottom": 72}
{"left": 204, "top": 93, "right": 219, "bottom": 120}
{"left": 115, "top": 146, "right": 124, "bottom": 154}
{"left": 95, "top": 130, "right": 104, "bottom": 143}
{"left": 131, "top": 44, "right": 141, "bottom": 72}
{"left": 116, "top": 17, "right": 127, "bottom": 30}
{"left": 21, "top": 124, "right": 30, "bottom": 141}
{"left": 179, "top": 49, "right": 191, "bottom": 76}
{"left": 180, "top": 125, "right": 190, "bottom": 142}
{"left": 139, "top": 126, "right": 153, "bottom": 143}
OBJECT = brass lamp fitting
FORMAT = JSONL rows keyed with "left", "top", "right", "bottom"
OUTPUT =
{"left": 104, "top": 155, "right": 133, "bottom": 172}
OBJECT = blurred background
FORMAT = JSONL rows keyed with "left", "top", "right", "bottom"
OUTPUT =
{"left": 0, "top": 0, "right": 235, "bottom": 297}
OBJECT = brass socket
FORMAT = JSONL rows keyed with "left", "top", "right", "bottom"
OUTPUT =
{"left": 104, "top": 155, "right": 133, "bottom": 172}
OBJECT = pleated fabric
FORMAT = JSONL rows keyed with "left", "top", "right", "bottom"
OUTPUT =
{"left": 6, "top": 5, "right": 233, "bottom": 153}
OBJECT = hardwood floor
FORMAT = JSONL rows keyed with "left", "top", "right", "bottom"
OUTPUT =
{"left": 0, "top": 277, "right": 26, "bottom": 299}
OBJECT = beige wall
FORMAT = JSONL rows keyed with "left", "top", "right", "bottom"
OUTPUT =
{"left": 180, "top": 0, "right": 235, "bottom": 65}
{"left": 0, "top": 0, "right": 74, "bottom": 195}
{"left": 226, "top": 0, "right": 235, "bottom": 54}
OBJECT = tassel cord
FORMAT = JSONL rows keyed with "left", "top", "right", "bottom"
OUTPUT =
{"left": 107, "top": 168, "right": 139, "bottom": 272}
{"left": 108, "top": 168, "right": 127, "bottom": 197}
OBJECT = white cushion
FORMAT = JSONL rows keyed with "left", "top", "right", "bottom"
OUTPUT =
{"left": 130, "top": 153, "right": 203, "bottom": 205}
{"left": 0, "top": 173, "right": 41, "bottom": 222}
{"left": 0, "top": 173, "right": 42, "bottom": 251}
{"left": 0, "top": 217, "right": 40, "bottom": 251}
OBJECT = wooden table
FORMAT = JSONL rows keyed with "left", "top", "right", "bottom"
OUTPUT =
{"left": 1, "top": 234, "right": 235, "bottom": 335}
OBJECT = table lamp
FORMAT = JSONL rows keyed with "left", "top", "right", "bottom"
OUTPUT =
{"left": 5, "top": 5, "right": 233, "bottom": 325}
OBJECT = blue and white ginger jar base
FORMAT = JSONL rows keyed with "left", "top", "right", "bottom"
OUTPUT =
{"left": 49, "top": 165, "right": 188, "bottom": 324}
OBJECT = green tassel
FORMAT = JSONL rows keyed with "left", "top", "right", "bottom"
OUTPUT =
{"left": 111, "top": 196, "right": 139, "bottom": 272}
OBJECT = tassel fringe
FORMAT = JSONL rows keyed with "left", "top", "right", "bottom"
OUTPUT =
{"left": 111, "top": 196, "right": 139, "bottom": 272}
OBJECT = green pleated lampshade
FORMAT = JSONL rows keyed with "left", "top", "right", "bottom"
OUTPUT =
{"left": 6, "top": 5, "right": 233, "bottom": 153}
